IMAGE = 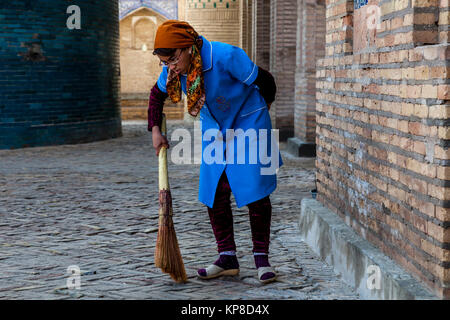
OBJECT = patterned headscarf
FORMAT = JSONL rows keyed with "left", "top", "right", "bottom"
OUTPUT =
{"left": 154, "top": 20, "right": 205, "bottom": 117}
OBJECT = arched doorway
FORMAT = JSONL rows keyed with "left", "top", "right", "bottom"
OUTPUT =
{"left": 119, "top": 2, "right": 184, "bottom": 120}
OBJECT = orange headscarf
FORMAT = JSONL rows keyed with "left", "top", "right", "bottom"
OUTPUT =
{"left": 154, "top": 20, "right": 199, "bottom": 49}
{"left": 154, "top": 20, "right": 206, "bottom": 117}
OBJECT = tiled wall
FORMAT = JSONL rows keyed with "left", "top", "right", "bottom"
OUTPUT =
{"left": 0, "top": 0, "right": 122, "bottom": 149}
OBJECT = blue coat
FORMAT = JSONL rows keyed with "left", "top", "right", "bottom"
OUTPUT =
{"left": 157, "top": 35, "right": 283, "bottom": 208}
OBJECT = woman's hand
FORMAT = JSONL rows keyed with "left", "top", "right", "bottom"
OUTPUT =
{"left": 152, "top": 126, "right": 170, "bottom": 156}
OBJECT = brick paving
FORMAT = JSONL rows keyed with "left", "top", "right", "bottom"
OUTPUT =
{"left": 0, "top": 120, "right": 359, "bottom": 300}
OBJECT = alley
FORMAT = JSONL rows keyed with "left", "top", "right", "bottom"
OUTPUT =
{"left": 0, "top": 121, "right": 359, "bottom": 300}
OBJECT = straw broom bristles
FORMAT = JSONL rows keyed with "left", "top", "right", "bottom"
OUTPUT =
{"left": 154, "top": 114, "right": 187, "bottom": 283}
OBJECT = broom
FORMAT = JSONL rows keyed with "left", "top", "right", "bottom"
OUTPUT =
{"left": 154, "top": 113, "right": 188, "bottom": 283}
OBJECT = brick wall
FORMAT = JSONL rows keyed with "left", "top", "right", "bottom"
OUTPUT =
{"left": 240, "top": 0, "right": 253, "bottom": 58}
{"left": 185, "top": 0, "right": 240, "bottom": 47}
{"left": 0, "top": 0, "right": 122, "bottom": 149}
{"left": 253, "top": 0, "right": 271, "bottom": 70}
{"left": 438, "top": 0, "right": 449, "bottom": 43}
{"left": 119, "top": 9, "right": 165, "bottom": 95}
{"left": 294, "top": 0, "right": 326, "bottom": 143}
{"left": 270, "top": 0, "right": 298, "bottom": 140}
{"left": 316, "top": 0, "right": 450, "bottom": 298}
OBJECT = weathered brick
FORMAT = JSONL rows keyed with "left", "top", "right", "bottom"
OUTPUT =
{"left": 402, "top": 67, "right": 415, "bottom": 80}
{"left": 430, "top": 66, "right": 449, "bottom": 78}
{"left": 409, "top": 48, "right": 424, "bottom": 61}
{"left": 412, "top": 0, "right": 439, "bottom": 6}
{"left": 438, "top": 126, "right": 450, "bottom": 139}
{"left": 435, "top": 206, "right": 450, "bottom": 221}
{"left": 397, "top": 119, "right": 410, "bottom": 133}
{"left": 429, "top": 105, "right": 450, "bottom": 118}
{"left": 436, "top": 166, "right": 450, "bottom": 180}
{"left": 438, "top": 11, "right": 449, "bottom": 25}
{"left": 395, "top": 0, "right": 410, "bottom": 10}
{"left": 414, "top": 30, "right": 439, "bottom": 44}
{"left": 422, "top": 45, "right": 447, "bottom": 60}
{"left": 421, "top": 85, "right": 438, "bottom": 99}
{"left": 413, "top": 140, "right": 427, "bottom": 155}
{"left": 428, "top": 183, "right": 450, "bottom": 200}
{"left": 427, "top": 220, "right": 447, "bottom": 243}
{"left": 388, "top": 184, "right": 407, "bottom": 202}
{"left": 415, "top": 65, "right": 431, "bottom": 80}
{"left": 413, "top": 104, "right": 429, "bottom": 117}
{"left": 435, "top": 145, "right": 450, "bottom": 159}
{"left": 381, "top": 1, "right": 396, "bottom": 15}
{"left": 437, "top": 85, "right": 450, "bottom": 100}
{"left": 414, "top": 13, "right": 439, "bottom": 25}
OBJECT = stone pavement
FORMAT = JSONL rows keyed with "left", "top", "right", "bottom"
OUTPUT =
{"left": 0, "top": 120, "right": 359, "bottom": 300}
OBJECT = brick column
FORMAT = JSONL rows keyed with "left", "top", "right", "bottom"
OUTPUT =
{"left": 252, "top": 0, "right": 271, "bottom": 70}
{"left": 240, "top": 0, "right": 253, "bottom": 57}
{"left": 269, "top": 0, "right": 298, "bottom": 141}
{"left": 438, "top": 0, "right": 449, "bottom": 43}
{"left": 288, "top": 0, "right": 326, "bottom": 157}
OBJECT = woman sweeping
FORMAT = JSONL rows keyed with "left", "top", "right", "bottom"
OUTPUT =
{"left": 148, "top": 20, "right": 282, "bottom": 284}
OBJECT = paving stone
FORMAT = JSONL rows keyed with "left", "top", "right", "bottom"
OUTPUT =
{"left": 0, "top": 120, "right": 359, "bottom": 300}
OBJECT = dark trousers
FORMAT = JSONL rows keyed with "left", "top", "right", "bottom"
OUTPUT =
{"left": 207, "top": 172, "right": 272, "bottom": 254}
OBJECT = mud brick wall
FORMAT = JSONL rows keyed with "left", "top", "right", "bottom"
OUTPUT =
{"left": 253, "top": 0, "right": 271, "bottom": 70}
{"left": 270, "top": 0, "right": 298, "bottom": 140}
{"left": 185, "top": 0, "right": 240, "bottom": 47}
{"left": 0, "top": 0, "right": 122, "bottom": 149}
{"left": 316, "top": 0, "right": 450, "bottom": 298}
{"left": 295, "top": 0, "right": 326, "bottom": 143}
{"left": 240, "top": 0, "right": 253, "bottom": 57}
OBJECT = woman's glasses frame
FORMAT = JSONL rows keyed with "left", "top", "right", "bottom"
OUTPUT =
{"left": 159, "top": 49, "right": 184, "bottom": 67}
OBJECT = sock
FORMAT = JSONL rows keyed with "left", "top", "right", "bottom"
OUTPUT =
{"left": 214, "top": 254, "right": 239, "bottom": 269}
{"left": 254, "top": 254, "right": 275, "bottom": 281}
{"left": 220, "top": 251, "right": 236, "bottom": 256}
{"left": 254, "top": 253, "right": 271, "bottom": 268}
{"left": 197, "top": 254, "right": 239, "bottom": 277}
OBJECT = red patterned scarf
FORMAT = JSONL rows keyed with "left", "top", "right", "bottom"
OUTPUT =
{"left": 166, "top": 42, "right": 206, "bottom": 117}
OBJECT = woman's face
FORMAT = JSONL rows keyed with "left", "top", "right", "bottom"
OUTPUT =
{"left": 157, "top": 47, "right": 191, "bottom": 75}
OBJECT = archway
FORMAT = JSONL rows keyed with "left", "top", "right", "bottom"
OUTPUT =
{"left": 119, "top": 1, "right": 184, "bottom": 121}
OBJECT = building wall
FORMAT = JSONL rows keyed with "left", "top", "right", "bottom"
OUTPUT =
{"left": 294, "top": 0, "right": 326, "bottom": 143}
{"left": 119, "top": 4, "right": 184, "bottom": 120}
{"left": 270, "top": 0, "right": 298, "bottom": 140}
{"left": 315, "top": 0, "right": 450, "bottom": 298}
{"left": 240, "top": 0, "right": 253, "bottom": 57}
{"left": 119, "top": 8, "right": 165, "bottom": 95}
{"left": 253, "top": 0, "right": 271, "bottom": 70}
{"left": 0, "top": 0, "right": 122, "bottom": 149}
{"left": 185, "top": 0, "right": 241, "bottom": 46}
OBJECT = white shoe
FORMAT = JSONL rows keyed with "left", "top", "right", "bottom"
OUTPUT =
{"left": 257, "top": 266, "right": 277, "bottom": 284}
{"left": 197, "top": 264, "right": 240, "bottom": 280}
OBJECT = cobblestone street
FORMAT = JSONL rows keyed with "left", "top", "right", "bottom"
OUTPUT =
{"left": 0, "top": 121, "right": 359, "bottom": 300}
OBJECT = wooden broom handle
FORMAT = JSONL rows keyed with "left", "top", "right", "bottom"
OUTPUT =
{"left": 158, "top": 114, "right": 169, "bottom": 190}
